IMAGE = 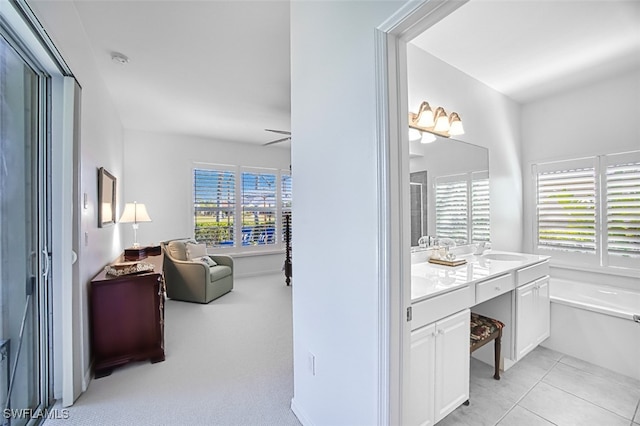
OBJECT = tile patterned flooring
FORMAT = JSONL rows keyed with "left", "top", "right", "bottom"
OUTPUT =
{"left": 438, "top": 346, "right": 640, "bottom": 426}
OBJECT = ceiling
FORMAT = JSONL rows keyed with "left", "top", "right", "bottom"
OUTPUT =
{"left": 411, "top": 0, "right": 640, "bottom": 103}
{"left": 29, "top": 1, "right": 639, "bottom": 145}
{"left": 33, "top": 0, "right": 292, "bottom": 146}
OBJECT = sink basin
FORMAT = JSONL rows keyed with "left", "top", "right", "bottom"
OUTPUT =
{"left": 482, "top": 253, "right": 527, "bottom": 261}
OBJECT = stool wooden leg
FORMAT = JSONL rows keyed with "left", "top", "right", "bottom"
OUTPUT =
{"left": 493, "top": 335, "right": 501, "bottom": 380}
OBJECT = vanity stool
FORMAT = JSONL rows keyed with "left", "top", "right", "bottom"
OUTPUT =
{"left": 470, "top": 312, "right": 504, "bottom": 380}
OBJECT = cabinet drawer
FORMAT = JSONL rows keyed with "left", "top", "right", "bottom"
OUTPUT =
{"left": 412, "top": 286, "right": 473, "bottom": 331}
{"left": 516, "top": 261, "right": 549, "bottom": 286}
{"left": 475, "top": 273, "right": 514, "bottom": 304}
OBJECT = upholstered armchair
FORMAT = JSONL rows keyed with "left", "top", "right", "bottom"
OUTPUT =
{"left": 161, "top": 239, "right": 233, "bottom": 303}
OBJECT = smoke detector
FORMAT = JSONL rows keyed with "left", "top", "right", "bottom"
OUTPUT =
{"left": 111, "top": 52, "right": 130, "bottom": 65}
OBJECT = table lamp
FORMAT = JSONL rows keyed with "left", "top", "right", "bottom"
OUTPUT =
{"left": 119, "top": 201, "right": 152, "bottom": 249}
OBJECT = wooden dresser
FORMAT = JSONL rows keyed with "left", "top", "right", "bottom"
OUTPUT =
{"left": 90, "top": 253, "right": 165, "bottom": 378}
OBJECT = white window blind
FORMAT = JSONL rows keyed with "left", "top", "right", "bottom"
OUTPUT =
{"left": 536, "top": 166, "right": 597, "bottom": 252}
{"left": 471, "top": 177, "right": 490, "bottom": 242}
{"left": 241, "top": 172, "right": 277, "bottom": 246}
{"left": 281, "top": 173, "right": 292, "bottom": 243}
{"left": 435, "top": 178, "right": 468, "bottom": 241}
{"left": 606, "top": 160, "right": 640, "bottom": 258}
{"left": 193, "top": 168, "right": 236, "bottom": 247}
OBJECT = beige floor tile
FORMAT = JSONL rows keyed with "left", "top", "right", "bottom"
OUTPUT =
{"left": 497, "top": 406, "right": 554, "bottom": 426}
{"left": 543, "top": 361, "right": 640, "bottom": 420}
{"left": 519, "top": 382, "right": 629, "bottom": 426}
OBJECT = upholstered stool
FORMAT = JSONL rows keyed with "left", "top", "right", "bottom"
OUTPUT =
{"left": 470, "top": 312, "right": 505, "bottom": 380}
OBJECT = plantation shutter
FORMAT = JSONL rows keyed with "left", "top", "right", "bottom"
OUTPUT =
{"left": 606, "top": 158, "right": 640, "bottom": 258}
{"left": 241, "top": 172, "right": 277, "bottom": 246}
{"left": 435, "top": 176, "right": 468, "bottom": 241}
{"left": 471, "top": 173, "right": 490, "bottom": 242}
{"left": 193, "top": 168, "right": 235, "bottom": 247}
{"left": 536, "top": 164, "right": 596, "bottom": 252}
{"left": 281, "top": 173, "right": 292, "bottom": 243}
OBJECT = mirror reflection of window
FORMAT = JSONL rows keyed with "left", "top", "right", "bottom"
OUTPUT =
{"left": 409, "top": 136, "right": 490, "bottom": 246}
{"left": 410, "top": 171, "right": 428, "bottom": 246}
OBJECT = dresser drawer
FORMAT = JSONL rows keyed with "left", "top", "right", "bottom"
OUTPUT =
{"left": 516, "top": 261, "right": 549, "bottom": 286}
{"left": 412, "top": 285, "right": 473, "bottom": 331}
{"left": 476, "top": 273, "right": 514, "bottom": 304}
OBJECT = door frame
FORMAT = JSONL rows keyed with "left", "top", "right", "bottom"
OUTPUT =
{"left": 374, "top": 1, "right": 468, "bottom": 423}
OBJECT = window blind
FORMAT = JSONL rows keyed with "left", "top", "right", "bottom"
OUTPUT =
{"left": 241, "top": 172, "right": 277, "bottom": 246}
{"left": 281, "top": 173, "right": 292, "bottom": 243}
{"left": 471, "top": 178, "right": 490, "bottom": 242}
{"left": 193, "top": 168, "right": 235, "bottom": 247}
{"left": 435, "top": 179, "right": 468, "bottom": 241}
{"left": 606, "top": 160, "right": 640, "bottom": 257}
{"left": 536, "top": 167, "right": 596, "bottom": 252}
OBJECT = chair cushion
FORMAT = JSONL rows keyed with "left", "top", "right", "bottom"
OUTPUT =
{"left": 470, "top": 313, "right": 504, "bottom": 344}
{"left": 167, "top": 240, "right": 188, "bottom": 260}
{"left": 186, "top": 242, "right": 207, "bottom": 260}
{"left": 209, "top": 265, "right": 232, "bottom": 281}
{"left": 198, "top": 256, "right": 217, "bottom": 267}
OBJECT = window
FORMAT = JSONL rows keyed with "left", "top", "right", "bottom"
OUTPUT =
{"left": 435, "top": 171, "right": 490, "bottom": 243}
{"left": 533, "top": 151, "right": 639, "bottom": 269}
{"left": 242, "top": 171, "right": 276, "bottom": 246}
{"left": 193, "top": 165, "right": 291, "bottom": 251}
{"left": 194, "top": 168, "right": 236, "bottom": 246}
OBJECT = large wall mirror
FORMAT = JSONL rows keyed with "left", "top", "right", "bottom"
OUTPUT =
{"left": 409, "top": 135, "right": 489, "bottom": 246}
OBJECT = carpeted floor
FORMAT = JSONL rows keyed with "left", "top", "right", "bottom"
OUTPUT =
{"left": 44, "top": 273, "right": 300, "bottom": 426}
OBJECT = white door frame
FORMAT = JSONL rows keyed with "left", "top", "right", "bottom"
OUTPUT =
{"left": 374, "top": 1, "right": 468, "bottom": 424}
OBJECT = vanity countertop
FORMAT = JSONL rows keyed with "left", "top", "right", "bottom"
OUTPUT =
{"left": 411, "top": 250, "right": 550, "bottom": 303}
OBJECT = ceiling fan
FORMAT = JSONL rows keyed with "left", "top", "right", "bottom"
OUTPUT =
{"left": 263, "top": 129, "right": 291, "bottom": 146}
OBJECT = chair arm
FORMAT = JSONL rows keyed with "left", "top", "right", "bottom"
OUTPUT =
{"left": 210, "top": 255, "right": 233, "bottom": 269}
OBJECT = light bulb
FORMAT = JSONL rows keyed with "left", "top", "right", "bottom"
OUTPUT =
{"left": 448, "top": 112, "right": 464, "bottom": 136}
{"left": 421, "top": 132, "right": 437, "bottom": 144}
{"left": 409, "top": 128, "right": 422, "bottom": 142}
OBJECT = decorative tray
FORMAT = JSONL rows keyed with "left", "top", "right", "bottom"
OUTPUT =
{"left": 428, "top": 258, "right": 467, "bottom": 267}
{"left": 105, "top": 261, "right": 155, "bottom": 277}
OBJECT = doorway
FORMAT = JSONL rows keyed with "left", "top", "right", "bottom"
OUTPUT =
{"left": 0, "top": 25, "right": 52, "bottom": 425}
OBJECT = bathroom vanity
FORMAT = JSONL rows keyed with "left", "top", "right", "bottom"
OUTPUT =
{"left": 409, "top": 250, "right": 550, "bottom": 425}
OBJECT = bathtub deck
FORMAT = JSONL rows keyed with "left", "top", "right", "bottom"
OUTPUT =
{"left": 437, "top": 346, "right": 640, "bottom": 426}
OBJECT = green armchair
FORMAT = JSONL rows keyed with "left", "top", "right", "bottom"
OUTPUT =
{"left": 161, "top": 239, "right": 233, "bottom": 303}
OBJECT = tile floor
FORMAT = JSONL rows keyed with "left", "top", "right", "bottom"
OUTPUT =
{"left": 438, "top": 346, "right": 640, "bottom": 426}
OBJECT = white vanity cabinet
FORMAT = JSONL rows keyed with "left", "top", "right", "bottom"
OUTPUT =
{"left": 409, "top": 309, "right": 470, "bottom": 426}
{"left": 515, "top": 261, "right": 550, "bottom": 360}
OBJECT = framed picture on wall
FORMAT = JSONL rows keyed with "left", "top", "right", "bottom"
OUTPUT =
{"left": 98, "top": 167, "right": 117, "bottom": 228}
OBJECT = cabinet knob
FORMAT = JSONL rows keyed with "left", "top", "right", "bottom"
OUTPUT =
{"left": 495, "top": 286, "right": 501, "bottom": 291}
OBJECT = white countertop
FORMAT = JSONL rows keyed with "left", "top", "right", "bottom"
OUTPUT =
{"left": 411, "top": 250, "right": 550, "bottom": 303}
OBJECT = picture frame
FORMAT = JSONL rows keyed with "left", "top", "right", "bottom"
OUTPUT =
{"left": 98, "top": 167, "right": 117, "bottom": 228}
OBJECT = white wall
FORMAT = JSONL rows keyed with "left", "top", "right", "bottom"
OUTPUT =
{"left": 407, "top": 45, "right": 523, "bottom": 251}
{"left": 123, "top": 129, "right": 290, "bottom": 277}
{"left": 290, "top": 2, "right": 404, "bottom": 424}
{"left": 29, "top": 1, "right": 125, "bottom": 396}
{"left": 521, "top": 68, "right": 640, "bottom": 259}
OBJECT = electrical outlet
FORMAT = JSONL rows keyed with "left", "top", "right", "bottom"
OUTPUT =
{"left": 308, "top": 352, "right": 316, "bottom": 376}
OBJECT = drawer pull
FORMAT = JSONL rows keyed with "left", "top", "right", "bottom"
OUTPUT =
{"left": 495, "top": 286, "right": 501, "bottom": 291}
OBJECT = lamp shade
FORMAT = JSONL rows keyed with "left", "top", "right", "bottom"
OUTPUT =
{"left": 448, "top": 112, "right": 465, "bottom": 136}
{"left": 119, "top": 202, "right": 152, "bottom": 224}
{"left": 416, "top": 101, "right": 434, "bottom": 127}
{"left": 433, "top": 107, "right": 450, "bottom": 132}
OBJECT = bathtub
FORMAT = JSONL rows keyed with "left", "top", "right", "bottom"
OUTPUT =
{"left": 542, "top": 279, "right": 640, "bottom": 380}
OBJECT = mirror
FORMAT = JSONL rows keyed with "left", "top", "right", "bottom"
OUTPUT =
{"left": 98, "top": 167, "right": 117, "bottom": 228}
{"left": 409, "top": 135, "right": 489, "bottom": 246}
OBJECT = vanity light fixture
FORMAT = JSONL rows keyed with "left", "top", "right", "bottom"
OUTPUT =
{"left": 421, "top": 132, "right": 437, "bottom": 144}
{"left": 409, "top": 128, "right": 422, "bottom": 142}
{"left": 409, "top": 100, "right": 464, "bottom": 138}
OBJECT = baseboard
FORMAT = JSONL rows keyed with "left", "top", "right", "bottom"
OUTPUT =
{"left": 235, "top": 269, "right": 284, "bottom": 279}
{"left": 83, "top": 364, "right": 92, "bottom": 392}
{"left": 290, "top": 398, "right": 314, "bottom": 426}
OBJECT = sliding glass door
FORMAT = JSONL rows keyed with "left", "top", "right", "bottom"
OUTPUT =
{"left": 1, "top": 29, "right": 51, "bottom": 425}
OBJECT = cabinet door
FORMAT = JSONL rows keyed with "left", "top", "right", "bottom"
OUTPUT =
{"left": 534, "top": 277, "right": 550, "bottom": 346}
{"left": 409, "top": 323, "right": 436, "bottom": 426}
{"left": 434, "top": 309, "right": 470, "bottom": 423}
{"left": 516, "top": 281, "right": 536, "bottom": 360}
